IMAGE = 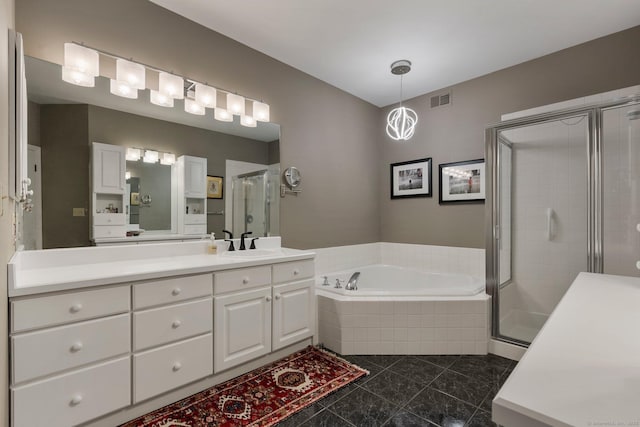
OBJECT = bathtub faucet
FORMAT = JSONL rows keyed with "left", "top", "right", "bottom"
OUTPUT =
{"left": 345, "top": 272, "right": 360, "bottom": 291}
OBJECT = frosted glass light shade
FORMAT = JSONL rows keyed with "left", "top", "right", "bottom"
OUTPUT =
{"left": 195, "top": 84, "right": 217, "bottom": 108}
{"left": 226, "top": 93, "right": 245, "bottom": 116}
{"left": 126, "top": 148, "right": 142, "bottom": 161}
{"left": 252, "top": 101, "right": 270, "bottom": 122}
{"left": 150, "top": 90, "right": 174, "bottom": 108}
{"left": 160, "top": 152, "right": 176, "bottom": 165}
{"left": 143, "top": 150, "right": 159, "bottom": 163}
{"left": 240, "top": 115, "right": 257, "bottom": 128}
{"left": 185, "top": 99, "right": 205, "bottom": 115}
{"left": 116, "top": 58, "right": 145, "bottom": 89}
{"left": 64, "top": 43, "right": 99, "bottom": 76}
{"left": 110, "top": 79, "right": 138, "bottom": 99}
{"left": 214, "top": 108, "right": 233, "bottom": 122}
{"left": 158, "top": 72, "right": 184, "bottom": 99}
{"left": 62, "top": 66, "right": 95, "bottom": 87}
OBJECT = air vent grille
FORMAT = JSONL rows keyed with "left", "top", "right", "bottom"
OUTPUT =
{"left": 430, "top": 92, "right": 451, "bottom": 108}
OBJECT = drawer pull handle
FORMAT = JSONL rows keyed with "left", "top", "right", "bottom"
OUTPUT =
{"left": 293, "top": 269, "right": 300, "bottom": 275}
{"left": 266, "top": 296, "right": 272, "bottom": 302}
{"left": 172, "top": 288, "right": 181, "bottom": 296}
{"left": 70, "top": 395, "right": 83, "bottom": 406}
{"left": 173, "top": 362, "right": 182, "bottom": 372}
{"left": 172, "top": 320, "right": 182, "bottom": 329}
{"left": 242, "top": 277, "right": 250, "bottom": 285}
{"left": 70, "top": 342, "right": 83, "bottom": 353}
{"left": 69, "top": 304, "right": 83, "bottom": 314}
{"left": 275, "top": 294, "right": 281, "bottom": 300}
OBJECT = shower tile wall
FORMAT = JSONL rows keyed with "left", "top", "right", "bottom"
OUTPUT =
{"left": 503, "top": 119, "right": 588, "bottom": 324}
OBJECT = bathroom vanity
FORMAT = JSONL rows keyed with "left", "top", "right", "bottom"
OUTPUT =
{"left": 492, "top": 272, "right": 640, "bottom": 426}
{"left": 7, "top": 238, "right": 316, "bottom": 427}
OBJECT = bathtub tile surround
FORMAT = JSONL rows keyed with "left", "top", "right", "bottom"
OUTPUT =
{"left": 315, "top": 242, "right": 489, "bottom": 355}
{"left": 276, "top": 352, "right": 515, "bottom": 427}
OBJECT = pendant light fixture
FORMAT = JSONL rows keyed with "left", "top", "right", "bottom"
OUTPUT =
{"left": 386, "top": 60, "right": 418, "bottom": 141}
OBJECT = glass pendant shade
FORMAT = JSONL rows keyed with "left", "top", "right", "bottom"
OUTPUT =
{"left": 252, "top": 101, "right": 270, "bottom": 122}
{"left": 386, "top": 106, "right": 418, "bottom": 141}
{"left": 240, "top": 115, "right": 257, "bottom": 128}
{"left": 110, "top": 79, "right": 138, "bottom": 99}
{"left": 116, "top": 58, "right": 145, "bottom": 90}
{"left": 143, "top": 150, "right": 159, "bottom": 163}
{"left": 214, "top": 108, "right": 233, "bottom": 122}
{"left": 150, "top": 90, "right": 174, "bottom": 108}
{"left": 158, "top": 72, "right": 184, "bottom": 99}
{"left": 160, "top": 153, "right": 176, "bottom": 165}
{"left": 226, "top": 93, "right": 245, "bottom": 116}
{"left": 184, "top": 98, "right": 205, "bottom": 115}
{"left": 125, "top": 148, "right": 142, "bottom": 161}
{"left": 62, "top": 67, "right": 95, "bottom": 87}
{"left": 195, "top": 84, "right": 217, "bottom": 108}
{"left": 63, "top": 43, "right": 99, "bottom": 76}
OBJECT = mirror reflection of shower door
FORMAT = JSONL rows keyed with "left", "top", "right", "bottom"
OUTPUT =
{"left": 232, "top": 170, "right": 270, "bottom": 237}
{"left": 495, "top": 114, "right": 590, "bottom": 345}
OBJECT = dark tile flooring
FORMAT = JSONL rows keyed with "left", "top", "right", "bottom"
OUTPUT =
{"left": 276, "top": 353, "right": 517, "bottom": 427}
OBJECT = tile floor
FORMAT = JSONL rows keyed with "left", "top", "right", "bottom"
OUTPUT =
{"left": 276, "top": 353, "right": 516, "bottom": 427}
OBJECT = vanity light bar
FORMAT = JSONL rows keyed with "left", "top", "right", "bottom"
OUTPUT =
{"left": 61, "top": 42, "right": 271, "bottom": 123}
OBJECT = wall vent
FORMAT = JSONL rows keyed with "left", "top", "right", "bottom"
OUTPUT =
{"left": 430, "top": 92, "right": 451, "bottom": 108}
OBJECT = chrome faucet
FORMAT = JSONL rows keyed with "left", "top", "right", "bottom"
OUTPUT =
{"left": 345, "top": 272, "right": 360, "bottom": 291}
{"left": 334, "top": 279, "right": 343, "bottom": 289}
{"left": 322, "top": 276, "right": 330, "bottom": 286}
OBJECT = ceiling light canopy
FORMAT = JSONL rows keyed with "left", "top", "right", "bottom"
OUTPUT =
{"left": 386, "top": 60, "right": 418, "bottom": 141}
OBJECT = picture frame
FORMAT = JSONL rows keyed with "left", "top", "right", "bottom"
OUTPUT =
{"left": 439, "top": 159, "right": 485, "bottom": 204}
{"left": 207, "top": 175, "right": 223, "bottom": 199}
{"left": 390, "top": 158, "right": 432, "bottom": 199}
{"left": 130, "top": 192, "right": 140, "bottom": 206}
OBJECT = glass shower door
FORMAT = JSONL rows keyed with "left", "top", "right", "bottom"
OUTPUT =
{"left": 231, "top": 170, "right": 270, "bottom": 237}
{"left": 493, "top": 113, "right": 590, "bottom": 344}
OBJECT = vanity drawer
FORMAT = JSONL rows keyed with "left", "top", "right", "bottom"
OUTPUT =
{"left": 133, "top": 273, "right": 212, "bottom": 309}
{"left": 133, "top": 298, "right": 212, "bottom": 351}
{"left": 12, "top": 356, "right": 130, "bottom": 427}
{"left": 93, "top": 213, "right": 126, "bottom": 226}
{"left": 12, "top": 314, "right": 130, "bottom": 384}
{"left": 272, "top": 260, "right": 315, "bottom": 283}
{"left": 11, "top": 286, "right": 130, "bottom": 332}
{"left": 184, "top": 214, "right": 206, "bottom": 224}
{"left": 93, "top": 225, "right": 126, "bottom": 239}
{"left": 214, "top": 266, "right": 272, "bottom": 294}
{"left": 133, "top": 333, "right": 213, "bottom": 403}
{"left": 182, "top": 224, "right": 206, "bottom": 235}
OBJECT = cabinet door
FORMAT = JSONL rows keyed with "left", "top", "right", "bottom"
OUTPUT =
{"left": 184, "top": 156, "right": 206, "bottom": 198}
{"left": 272, "top": 280, "right": 315, "bottom": 351}
{"left": 92, "top": 142, "right": 125, "bottom": 194}
{"left": 214, "top": 286, "right": 271, "bottom": 373}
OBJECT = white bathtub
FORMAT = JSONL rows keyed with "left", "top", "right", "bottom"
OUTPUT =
{"left": 317, "top": 264, "right": 484, "bottom": 297}
{"left": 316, "top": 264, "right": 490, "bottom": 355}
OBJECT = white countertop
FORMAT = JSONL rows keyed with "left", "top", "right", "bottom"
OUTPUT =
{"left": 493, "top": 272, "right": 640, "bottom": 427}
{"left": 8, "top": 238, "right": 315, "bottom": 297}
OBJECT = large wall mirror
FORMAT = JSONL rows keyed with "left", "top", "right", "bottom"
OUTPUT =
{"left": 23, "top": 56, "right": 280, "bottom": 249}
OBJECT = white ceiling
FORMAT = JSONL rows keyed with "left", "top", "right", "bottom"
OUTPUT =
{"left": 151, "top": 0, "right": 640, "bottom": 107}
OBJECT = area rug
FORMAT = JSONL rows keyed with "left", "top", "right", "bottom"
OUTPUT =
{"left": 121, "top": 346, "right": 368, "bottom": 427}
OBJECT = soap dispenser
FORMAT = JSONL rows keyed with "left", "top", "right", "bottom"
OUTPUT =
{"left": 208, "top": 232, "right": 217, "bottom": 254}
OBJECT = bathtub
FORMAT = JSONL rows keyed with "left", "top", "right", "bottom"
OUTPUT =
{"left": 317, "top": 264, "right": 484, "bottom": 297}
{"left": 316, "top": 264, "right": 490, "bottom": 355}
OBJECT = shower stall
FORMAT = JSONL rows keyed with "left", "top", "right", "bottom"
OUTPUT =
{"left": 231, "top": 169, "right": 275, "bottom": 237}
{"left": 486, "top": 95, "right": 640, "bottom": 346}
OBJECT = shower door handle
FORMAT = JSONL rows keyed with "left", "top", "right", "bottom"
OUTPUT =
{"left": 546, "top": 208, "right": 554, "bottom": 241}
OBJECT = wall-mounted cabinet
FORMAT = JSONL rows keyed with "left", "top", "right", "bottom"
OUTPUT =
{"left": 92, "top": 142, "right": 126, "bottom": 241}
{"left": 176, "top": 155, "right": 207, "bottom": 235}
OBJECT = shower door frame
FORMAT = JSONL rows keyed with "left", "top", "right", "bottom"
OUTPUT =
{"left": 485, "top": 95, "right": 640, "bottom": 346}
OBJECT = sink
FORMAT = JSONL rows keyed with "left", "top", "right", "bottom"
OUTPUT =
{"left": 221, "top": 249, "right": 282, "bottom": 258}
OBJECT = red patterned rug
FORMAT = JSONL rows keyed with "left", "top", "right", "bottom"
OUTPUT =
{"left": 121, "top": 346, "right": 368, "bottom": 427}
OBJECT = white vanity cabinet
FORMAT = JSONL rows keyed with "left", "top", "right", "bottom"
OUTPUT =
{"left": 176, "top": 155, "right": 207, "bottom": 235}
{"left": 10, "top": 285, "right": 131, "bottom": 427}
{"left": 91, "top": 142, "right": 127, "bottom": 240}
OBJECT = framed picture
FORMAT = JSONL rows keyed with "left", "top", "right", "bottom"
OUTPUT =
{"left": 390, "top": 158, "right": 432, "bottom": 199}
{"left": 207, "top": 175, "right": 223, "bottom": 199}
{"left": 130, "top": 192, "right": 140, "bottom": 206}
{"left": 439, "top": 159, "right": 485, "bottom": 204}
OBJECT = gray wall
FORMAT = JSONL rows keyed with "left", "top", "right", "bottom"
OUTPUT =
{"left": 27, "top": 100, "right": 40, "bottom": 146}
{"left": 16, "top": 0, "right": 382, "bottom": 249}
{"left": 379, "top": 25, "right": 640, "bottom": 248}
{"left": 0, "top": 1, "right": 16, "bottom": 424}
